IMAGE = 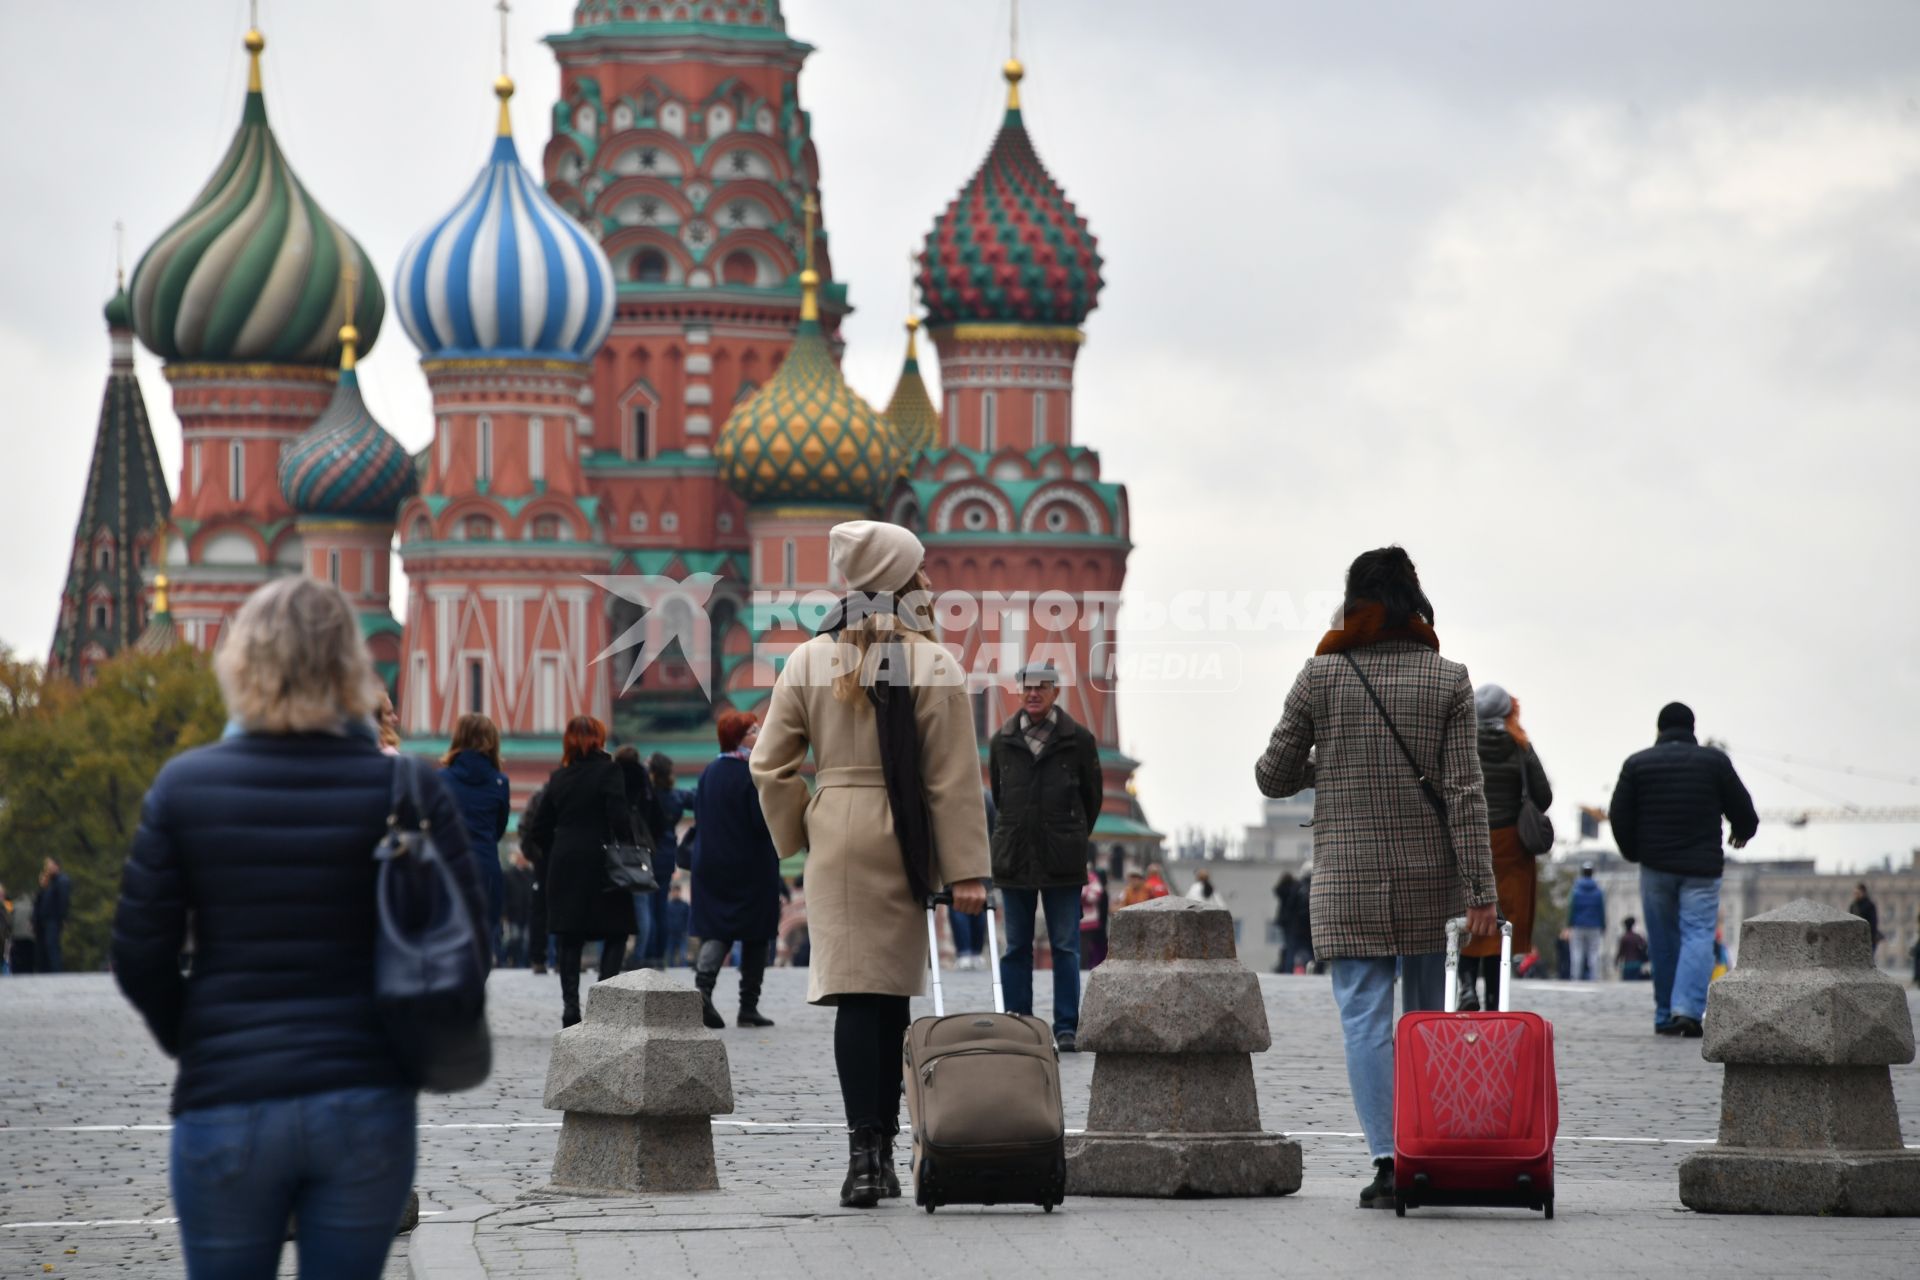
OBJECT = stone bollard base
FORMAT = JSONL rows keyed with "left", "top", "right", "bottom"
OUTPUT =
{"left": 1066, "top": 1131, "right": 1302, "bottom": 1198}
{"left": 547, "top": 1113, "right": 719, "bottom": 1195}
{"left": 1679, "top": 1148, "right": 1920, "bottom": 1217}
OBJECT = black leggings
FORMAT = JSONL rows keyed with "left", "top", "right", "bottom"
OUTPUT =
{"left": 556, "top": 932, "right": 628, "bottom": 1019}
{"left": 1461, "top": 953, "right": 1503, "bottom": 1008}
{"left": 834, "top": 994, "right": 911, "bottom": 1131}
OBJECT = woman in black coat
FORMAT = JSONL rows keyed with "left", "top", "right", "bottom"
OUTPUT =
{"left": 689, "top": 711, "right": 783, "bottom": 1030}
{"left": 614, "top": 746, "right": 669, "bottom": 968}
{"left": 528, "top": 715, "right": 635, "bottom": 1027}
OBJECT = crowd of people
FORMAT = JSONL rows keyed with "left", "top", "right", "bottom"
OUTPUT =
{"left": 0, "top": 857, "right": 70, "bottom": 974}
{"left": 1254, "top": 545, "right": 1770, "bottom": 1207}
{"left": 74, "top": 525, "right": 1912, "bottom": 1272}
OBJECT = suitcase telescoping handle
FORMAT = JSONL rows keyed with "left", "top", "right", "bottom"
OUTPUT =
{"left": 1444, "top": 914, "right": 1514, "bottom": 1013}
{"left": 927, "top": 888, "right": 1004, "bottom": 1018}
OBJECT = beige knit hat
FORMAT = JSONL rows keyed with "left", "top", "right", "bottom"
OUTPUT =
{"left": 828, "top": 520, "right": 925, "bottom": 594}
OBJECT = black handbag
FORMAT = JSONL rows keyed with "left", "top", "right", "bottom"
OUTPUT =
{"left": 373, "top": 754, "right": 492, "bottom": 1093}
{"left": 605, "top": 839, "right": 658, "bottom": 893}
{"left": 1514, "top": 749, "right": 1556, "bottom": 856}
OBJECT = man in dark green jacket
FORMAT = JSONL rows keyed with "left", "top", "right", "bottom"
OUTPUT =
{"left": 990, "top": 663, "right": 1103, "bottom": 1052}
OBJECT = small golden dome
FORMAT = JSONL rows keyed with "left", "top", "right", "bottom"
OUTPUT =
{"left": 244, "top": 28, "right": 265, "bottom": 53}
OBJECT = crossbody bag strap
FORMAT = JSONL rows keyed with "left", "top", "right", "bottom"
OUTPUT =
{"left": 1339, "top": 651, "right": 1450, "bottom": 829}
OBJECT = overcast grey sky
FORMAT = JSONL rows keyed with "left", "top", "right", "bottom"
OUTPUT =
{"left": 4, "top": 1, "right": 1918, "bottom": 871}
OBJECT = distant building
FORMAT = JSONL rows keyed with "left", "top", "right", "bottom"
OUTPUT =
{"left": 1243, "top": 792, "right": 1314, "bottom": 868}
{"left": 1556, "top": 849, "right": 1917, "bottom": 974}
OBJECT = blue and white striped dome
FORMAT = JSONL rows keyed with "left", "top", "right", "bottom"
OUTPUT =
{"left": 394, "top": 87, "right": 615, "bottom": 363}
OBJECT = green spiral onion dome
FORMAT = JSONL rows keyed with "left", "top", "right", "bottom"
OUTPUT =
{"left": 129, "top": 30, "right": 383, "bottom": 366}
{"left": 104, "top": 285, "right": 132, "bottom": 329}
{"left": 278, "top": 330, "right": 417, "bottom": 520}
{"left": 918, "top": 60, "right": 1103, "bottom": 328}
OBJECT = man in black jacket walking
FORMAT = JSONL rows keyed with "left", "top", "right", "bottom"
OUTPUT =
{"left": 1849, "top": 883, "right": 1883, "bottom": 965}
{"left": 1608, "top": 703, "right": 1759, "bottom": 1037}
{"left": 990, "top": 663, "right": 1103, "bottom": 1053}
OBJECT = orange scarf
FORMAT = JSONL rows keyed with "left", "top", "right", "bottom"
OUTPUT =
{"left": 1315, "top": 600, "right": 1440, "bottom": 656}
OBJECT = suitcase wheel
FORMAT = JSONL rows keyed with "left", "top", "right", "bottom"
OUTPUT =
{"left": 1394, "top": 1202, "right": 1406, "bottom": 1218}
{"left": 924, "top": 1204, "right": 936, "bottom": 1215}
{"left": 1043, "top": 1203, "right": 1054, "bottom": 1214}
{"left": 1543, "top": 1196, "right": 1554, "bottom": 1221}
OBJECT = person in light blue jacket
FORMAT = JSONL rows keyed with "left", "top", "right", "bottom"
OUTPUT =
{"left": 1567, "top": 863, "right": 1607, "bottom": 980}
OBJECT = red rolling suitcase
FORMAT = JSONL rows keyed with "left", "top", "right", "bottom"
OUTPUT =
{"left": 1393, "top": 917, "right": 1557, "bottom": 1218}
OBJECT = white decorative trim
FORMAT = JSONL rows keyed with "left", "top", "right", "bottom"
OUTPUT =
{"left": 1020, "top": 485, "right": 1106, "bottom": 536}
{"left": 932, "top": 484, "right": 1014, "bottom": 534}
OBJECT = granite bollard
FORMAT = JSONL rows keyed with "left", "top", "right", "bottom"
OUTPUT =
{"left": 542, "top": 970, "right": 735, "bottom": 1194}
{"left": 1066, "top": 897, "right": 1302, "bottom": 1197}
{"left": 1678, "top": 899, "right": 1920, "bottom": 1216}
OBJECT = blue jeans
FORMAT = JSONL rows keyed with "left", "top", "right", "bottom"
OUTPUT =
{"left": 950, "top": 908, "right": 985, "bottom": 957}
{"left": 999, "top": 886, "right": 1082, "bottom": 1037}
{"left": 171, "top": 1085, "right": 416, "bottom": 1279}
{"left": 1641, "top": 868, "right": 1720, "bottom": 1025}
{"left": 641, "top": 887, "right": 670, "bottom": 963}
{"left": 1329, "top": 954, "right": 1446, "bottom": 1160}
{"left": 630, "top": 891, "right": 655, "bottom": 966}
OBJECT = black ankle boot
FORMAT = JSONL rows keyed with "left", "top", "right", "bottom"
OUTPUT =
{"left": 737, "top": 1005, "right": 774, "bottom": 1028}
{"left": 699, "top": 993, "right": 725, "bottom": 1030}
{"left": 839, "top": 1127, "right": 884, "bottom": 1208}
{"left": 1358, "top": 1157, "right": 1396, "bottom": 1209}
{"left": 877, "top": 1124, "right": 901, "bottom": 1198}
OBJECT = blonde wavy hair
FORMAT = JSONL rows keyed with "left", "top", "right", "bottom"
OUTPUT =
{"left": 829, "top": 572, "right": 937, "bottom": 704}
{"left": 214, "top": 576, "right": 380, "bottom": 733}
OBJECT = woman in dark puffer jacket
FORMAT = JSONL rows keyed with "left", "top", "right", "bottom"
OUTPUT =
{"left": 440, "top": 712, "right": 512, "bottom": 959}
{"left": 1458, "top": 684, "right": 1552, "bottom": 1011}
{"left": 114, "top": 576, "right": 483, "bottom": 1279}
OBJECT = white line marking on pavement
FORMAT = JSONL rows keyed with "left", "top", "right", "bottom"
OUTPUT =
{"left": 17, "top": 1122, "right": 1902, "bottom": 1150}
{"left": 3, "top": 1218, "right": 179, "bottom": 1229}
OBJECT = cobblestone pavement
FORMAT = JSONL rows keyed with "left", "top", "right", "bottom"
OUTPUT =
{"left": 3, "top": 969, "right": 1917, "bottom": 1278}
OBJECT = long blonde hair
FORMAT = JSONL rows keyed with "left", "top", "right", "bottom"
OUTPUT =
{"left": 214, "top": 577, "right": 380, "bottom": 733}
{"left": 830, "top": 572, "right": 934, "bottom": 704}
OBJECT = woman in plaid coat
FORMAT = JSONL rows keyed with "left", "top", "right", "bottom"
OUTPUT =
{"left": 1255, "top": 546, "right": 1498, "bottom": 1211}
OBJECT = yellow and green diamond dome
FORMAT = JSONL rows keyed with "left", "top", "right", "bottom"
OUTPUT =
{"left": 717, "top": 269, "right": 898, "bottom": 506}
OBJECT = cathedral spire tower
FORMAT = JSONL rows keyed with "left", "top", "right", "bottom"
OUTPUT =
{"left": 48, "top": 279, "right": 172, "bottom": 682}
{"left": 394, "top": 7, "right": 620, "bottom": 765}
{"left": 716, "top": 194, "right": 897, "bottom": 675}
{"left": 893, "top": 36, "right": 1149, "bottom": 852}
{"left": 128, "top": 20, "right": 385, "bottom": 650}
{"left": 280, "top": 266, "right": 418, "bottom": 695}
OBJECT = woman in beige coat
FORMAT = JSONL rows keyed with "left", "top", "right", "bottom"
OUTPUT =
{"left": 751, "top": 520, "right": 991, "bottom": 1209}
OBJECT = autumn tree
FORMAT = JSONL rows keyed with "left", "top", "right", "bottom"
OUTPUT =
{"left": 0, "top": 645, "right": 225, "bottom": 970}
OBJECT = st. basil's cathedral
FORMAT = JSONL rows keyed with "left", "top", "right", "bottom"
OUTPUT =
{"left": 47, "top": 1, "right": 1156, "bottom": 851}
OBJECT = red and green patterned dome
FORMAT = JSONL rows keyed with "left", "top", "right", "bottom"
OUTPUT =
{"left": 919, "top": 61, "right": 1103, "bottom": 328}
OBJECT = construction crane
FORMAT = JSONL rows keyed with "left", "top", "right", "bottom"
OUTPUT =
{"left": 1578, "top": 736, "right": 1920, "bottom": 835}
{"left": 1757, "top": 808, "right": 1920, "bottom": 828}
